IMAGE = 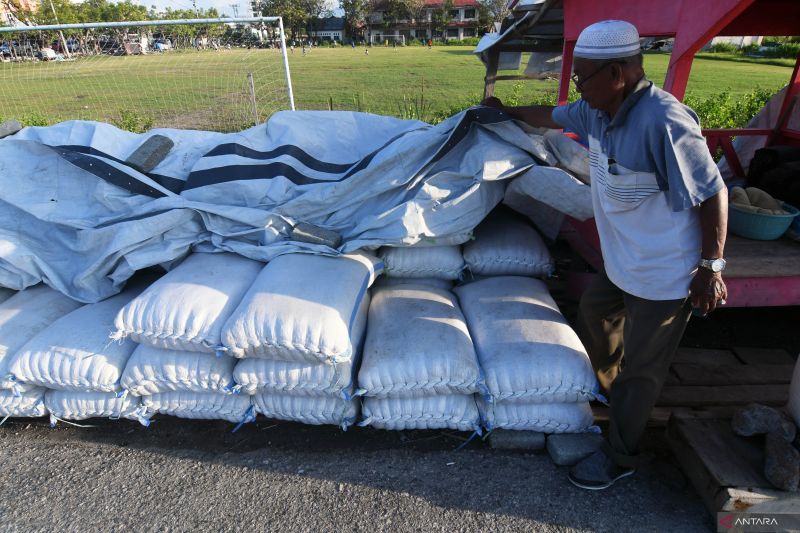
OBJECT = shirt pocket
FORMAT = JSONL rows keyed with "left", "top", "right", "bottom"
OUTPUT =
{"left": 600, "top": 163, "right": 662, "bottom": 213}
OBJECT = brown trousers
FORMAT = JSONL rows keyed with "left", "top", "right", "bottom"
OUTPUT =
{"left": 575, "top": 272, "right": 692, "bottom": 468}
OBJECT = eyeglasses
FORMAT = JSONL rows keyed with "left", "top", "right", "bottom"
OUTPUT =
{"left": 571, "top": 60, "right": 627, "bottom": 91}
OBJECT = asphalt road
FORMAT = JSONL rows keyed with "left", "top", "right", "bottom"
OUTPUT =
{"left": 0, "top": 417, "right": 712, "bottom": 532}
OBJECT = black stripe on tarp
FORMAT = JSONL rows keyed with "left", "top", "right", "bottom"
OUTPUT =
{"left": 48, "top": 146, "right": 166, "bottom": 198}
{"left": 147, "top": 173, "right": 186, "bottom": 194}
{"left": 184, "top": 107, "right": 534, "bottom": 191}
{"left": 54, "top": 144, "right": 185, "bottom": 193}
{"left": 204, "top": 143, "right": 356, "bottom": 174}
{"left": 183, "top": 126, "right": 427, "bottom": 190}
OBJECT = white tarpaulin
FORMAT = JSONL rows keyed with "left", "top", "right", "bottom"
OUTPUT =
{"left": 0, "top": 108, "right": 546, "bottom": 302}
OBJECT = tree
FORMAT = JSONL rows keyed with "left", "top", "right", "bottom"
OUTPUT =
{"left": 254, "top": 0, "right": 309, "bottom": 40}
{"left": 430, "top": 0, "right": 453, "bottom": 41}
{"left": 340, "top": 0, "right": 367, "bottom": 41}
{"left": 478, "top": 0, "right": 508, "bottom": 29}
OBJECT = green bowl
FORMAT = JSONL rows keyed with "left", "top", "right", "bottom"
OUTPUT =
{"left": 728, "top": 202, "right": 799, "bottom": 240}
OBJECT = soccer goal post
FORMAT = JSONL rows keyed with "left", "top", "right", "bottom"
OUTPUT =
{"left": 369, "top": 34, "right": 406, "bottom": 46}
{"left": 0, "top": 17, "right": 295, "bottom": 132}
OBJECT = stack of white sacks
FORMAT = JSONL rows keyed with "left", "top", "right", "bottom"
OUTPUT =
{"left": 0, "top": 286, "right": 83, "bottom": 422}
{"left": 0, "top": 207, "right": 598, "bottom": 438}
{"left": 9, "top": 284, "right": 154, "bottom": 426}
{"left": 369, "top": 207, "right": 599, "bottom": 435}
{"left": 226, "top": 252, "right": 378, "bottom": 429}
{"left": 113, "top": 253, "right": 262, "bottom": 425}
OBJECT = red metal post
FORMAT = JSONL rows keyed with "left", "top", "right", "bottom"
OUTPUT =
{"left": 558, "top": 40, "right": 575, "bottom": 105}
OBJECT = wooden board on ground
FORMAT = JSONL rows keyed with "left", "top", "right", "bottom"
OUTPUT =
{"left": 666, "top": 412, "right": 798, "bottom": 514}
{"left": 672, "top": 364, "right": 794, "bottom": 386}
{"left": 672, "top": 347, "right": 740, "bottom": 366}
{"left": 732, "top": 347, "right": 795, "bottom": 366}
{"left": 658, "top": 384, "right": 789, "bottom": 407}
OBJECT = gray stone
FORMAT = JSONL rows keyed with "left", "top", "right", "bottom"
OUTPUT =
{"left": 290, "top": 222, "right": 342, "bottom": 249}
{"left": 488, "top": 430, "right": 546, "bottom": 451}
{"left": 125, "top": 134, "right": 174, "bottom": 174}
{"left": 764, "top": 431, "right": 800, "bottom": 492}
{"left": 546, "top": 433, "right": 604, "bottom": 466}
{"left": 732, "top": 403, "right": 796, "bottom": 442}
{"left": 0, "top": 120, "right": 22, "bottom": 139}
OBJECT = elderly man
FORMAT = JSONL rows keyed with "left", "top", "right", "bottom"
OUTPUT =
{"left": 483, "top": 20, "right": 728, "bottom": 490}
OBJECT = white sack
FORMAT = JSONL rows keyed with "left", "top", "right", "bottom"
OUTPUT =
{"left": 0, "top": 285, "right": 83, "bottom": 391}
{"left": 358, "top": 284, "right": 481, "bottom": 398}
{"left": 379, "top": 246, "right": 464, "bottom": 280}
{"left": 479, "top": 399, "right": 594, "bottom": 433}
{"left": 233, "top": 358, "right": 354, "bottom": 397}
{"left": 0, "top": 288, "right": 15, "bottom": 304}
{"left": 373, "top": 276, "right": 454, "bottom": 291}
{"left": 454, "top": 277, "right": 599, "bottom": 403}
{"left": 463, "top": 210, "right": 553, "bottom": 277}
{"left": 44, "top": 390, "right": 146, "bottom": 423}
{"left": 543, "top": 130, "right": 590, "bottom": 184}
{"left": 221, "top": 252, "right": 378, "bottom": 363}
{"left": 361, "top": 395, "right": 480, "bottom": 431}
{"left": 142, "top": 391, "right": 252, "bottom": 423}
{"left": 503, "top": 166, "right": 593, "bottom": 240}
{"left": 9, "top": 288, "right": 141, "bottom": 392}
{"left": 251, "top": 392, "right": 358, "bottom": 428}
{"left": 121, "top": 344, "right": 237, "bottom": 396}
{"left": 0, "top": 387, "right": 46, "bottom": 418}
{"left": 114, "top": 253, "right": 264, "bottom": 353}
{"left": 789, "top": 355, "right": 800, "bottom": 428}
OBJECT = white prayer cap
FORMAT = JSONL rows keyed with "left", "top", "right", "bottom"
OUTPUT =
{"left": 574, "top": 20, "right": 641, "bottom": 60}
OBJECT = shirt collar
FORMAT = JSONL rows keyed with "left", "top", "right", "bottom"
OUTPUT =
{"left": 605, "top": 77, "right": 652, "bottom": 129}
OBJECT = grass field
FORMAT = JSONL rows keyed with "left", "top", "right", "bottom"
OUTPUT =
{"left": 0, "top": 46, "right": 792, "bottom": 131}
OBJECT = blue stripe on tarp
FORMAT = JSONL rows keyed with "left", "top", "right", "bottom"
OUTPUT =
{"left": 203, "top": 143, "right": 356, "bottom": 173}
{"left": 48, "top": 146, "right": 167, "bottom": 198}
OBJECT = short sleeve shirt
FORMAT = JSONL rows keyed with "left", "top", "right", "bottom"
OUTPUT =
{"left": 552, "top": 79, "right": 725, "bottom": 300}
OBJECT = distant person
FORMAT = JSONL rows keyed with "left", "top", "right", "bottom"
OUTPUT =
{"left": 427, "top": 38, "right": 432, "bottom": 49}
{"left": 351, "top": 39, "right": 356, "bottom": 49}
{"left": 482, "top": 20, "right": 727, "bottom": 491}
{"left": 364, "top": 47, "right": 369, "bottom": 55}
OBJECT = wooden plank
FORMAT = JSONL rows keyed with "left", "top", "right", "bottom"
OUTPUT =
{"left": 672, "top": 347, "right": 739, "bottom": 366}
{"left": 667, "top": 416, "right": 727, "bottom": 515}
{"left": 724, "top": 233, "right": 800, "bottom": 278}
{"left": 718, "top": 487, "right": 800, "bottom": 513}
{"left": 672, "top": 364, "right": 793, "bottom": 385}
{"left": 667, "top": 412, "right": 800, "bottom": 515}
{"left": 732, "top": 347, "right": 795, "bottom": 365}
{"left": 670, "top": 417, "right": 768, "bottom": 489}
{"left": 658, "top": 384, "right": 789, "bottom": 406}
{"left": 591, "top": 405, "right": 673, "bottom": 427}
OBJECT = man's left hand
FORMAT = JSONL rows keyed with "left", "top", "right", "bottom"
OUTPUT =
{"left": 690, "top": 268, "right": 727, "bottom": 315}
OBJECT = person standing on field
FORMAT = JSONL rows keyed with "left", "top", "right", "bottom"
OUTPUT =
{"left": 482, "top": 19, "right": 728, "bottom": 490}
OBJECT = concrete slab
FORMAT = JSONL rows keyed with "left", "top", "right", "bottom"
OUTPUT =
{"left": 0, "top": 120, "right": 22, "bottom": 139}
{"left": 126, "top": 134, "right": 174, "bottom": 174}
{"left": 489, "top": 430, "right": 546, "bottom": 451}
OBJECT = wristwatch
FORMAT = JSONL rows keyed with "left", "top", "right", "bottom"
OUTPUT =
{"left": 699, "top": 257, "right": 727, "bottom": 273}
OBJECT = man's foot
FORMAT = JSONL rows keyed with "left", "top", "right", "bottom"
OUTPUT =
{"left": 568, "top": 449, "right": 635, "bottom": 490}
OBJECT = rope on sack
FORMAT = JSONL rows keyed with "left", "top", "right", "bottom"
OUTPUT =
{"left": 231, "top": 405, "right": 256, "bottom": 433}
{"left": 49, "top": 414, "right": 98, "bottom": 428}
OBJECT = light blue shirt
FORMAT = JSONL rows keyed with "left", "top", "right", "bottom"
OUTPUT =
{"left": 552, "top": 78, "right": 725, "bottom": 300}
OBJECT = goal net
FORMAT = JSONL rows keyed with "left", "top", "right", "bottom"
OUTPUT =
{"left": 0, "top": 17, "right": 295, "bottom": 133}
{"left": 368, "top": 34, "right": 406, "bottom": 46}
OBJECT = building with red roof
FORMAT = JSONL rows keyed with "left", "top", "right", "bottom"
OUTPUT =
{"left": 365, "top": 0, "right": 485, "bottom": 43}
